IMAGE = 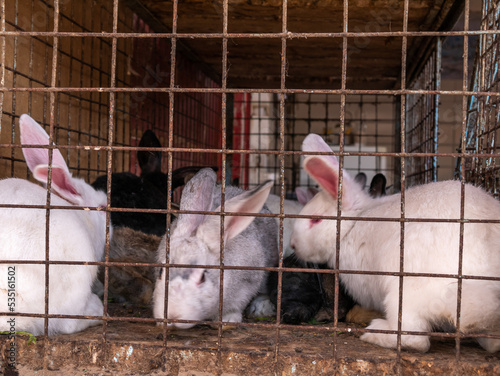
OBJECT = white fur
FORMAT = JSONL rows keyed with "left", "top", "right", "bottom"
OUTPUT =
{"left": 246, "top": 294, "right": 276, "bottom": 318}
{"left": 290, "top": 133, "right": 500, "bottom": 352}
{"left": 153, "top": 169, "right": 278, "bottom": 328}
{"left": 0, "top": 115, "right": 109, "bottom": 335}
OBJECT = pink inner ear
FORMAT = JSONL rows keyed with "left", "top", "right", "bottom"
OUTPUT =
{"left": 23, "top": 147, "right": 50, "bottom": 173}
{"left": 223, "top": 181, "right": 273, "bottom": 241}
{"left": 51, "top": 168, "right": 79, "bottom": 196}
{"left": 20, "top": 114, "right": 70, "bottom": 174}
{"left": 305, "top": 157, "right": 339, "bottom": 199}
{"left": 33, "top": 165, "right": 81, "bottom": 204}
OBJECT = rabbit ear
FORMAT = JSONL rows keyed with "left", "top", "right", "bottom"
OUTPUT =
{"left": 176, "top": 168, "right": 217, "bottom": 236}
{"left": 296, "top": 187, "right": 312, "bottom": 205}
{"left": 354, "top": 172, "right": 367, "bottom": 189}
{"left": 302, "top": 133, "right": 338, "bottom": 167}
{"left": 171, "top": 165, "right": 219, "bottom": 191}
{"left": 221, "top": 180, "right": 274, "bottom": 242}
{"left": 138, "top": 130, "right": 162, "bottom": 175}
{"left": 302, "top": 134, "right": 359, "bottom": 203}
{"left": 369, "top": 173, "right": 387, "bottom": 198}
{"left": 19, "top": 114, "right": 70, "bottom": 175}
{"left": 296, "top": 186, "right": 320, "bottom": 205}
{"left": 303, "top": 156, "right": 341, "bottom": 200}
{"left": 32, "top": 165, "right": 83, "bottom": 205}
{"left": 20, "top": 114, "right": 83, "bottom": 205}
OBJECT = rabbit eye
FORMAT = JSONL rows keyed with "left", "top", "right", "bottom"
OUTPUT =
{"left": 198, "top": 271, "right": 206, "bottom": 285}
{"left": 310, "top": 218, "right": 322, "bottom": 227}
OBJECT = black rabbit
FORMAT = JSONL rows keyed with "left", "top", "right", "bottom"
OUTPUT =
{"left": 92, "top": 130, "right": 216, "bottom": 236}
{"left": 267, "top": 254, "right": 355, "bottom": 324}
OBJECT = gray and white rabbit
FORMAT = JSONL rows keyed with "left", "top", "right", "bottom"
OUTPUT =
{"left": 0, "top": 114, "right": 109, "bottom": 335}
{"left": 153, "top": 168, "right": 278, "bottom": 328}
{"left": 290, "top": 133, "right": 500, "bottom": 353}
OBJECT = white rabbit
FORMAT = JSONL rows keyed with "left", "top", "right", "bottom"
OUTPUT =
{"left": 0, "top": 114, "right": 109, "bottom": 335}
{"left": 264, "top": 186, "right": 321, "bottom": 259}
{"left": 290, "top": 133, "right": 500, "bottom": 353}
{"left": 153, "top": 168, "right": 278, "bottom": 328}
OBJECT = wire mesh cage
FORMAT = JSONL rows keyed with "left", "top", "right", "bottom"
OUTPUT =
{"left": 0, "top": 0, "right": 499, "bottom": 375}
{"left": 462, "top": 0, "right": 500, "bottom": 197}
{"left": 406, "top": 38, "right": 442, "bottom": 186}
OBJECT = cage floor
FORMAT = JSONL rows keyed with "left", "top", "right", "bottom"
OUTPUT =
{"left": 3, "top": 312, "right": 500, "bottom": 375}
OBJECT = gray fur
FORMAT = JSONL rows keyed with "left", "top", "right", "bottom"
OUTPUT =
{"left": 94, "top": 227, "right": 161, "bottom": 305}
{"left": 153, "top": 169, "right": 278, "bottom": 328}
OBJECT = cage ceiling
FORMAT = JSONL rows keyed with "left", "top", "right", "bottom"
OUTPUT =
{"left": 123, "top": 0, "right": 462, "bottom": 90}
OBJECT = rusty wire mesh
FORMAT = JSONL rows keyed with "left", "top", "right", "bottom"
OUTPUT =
{"left": 0, "top": 0, "right": 499, "bottom": 374}
{"left": 406, "top": 38, "right": 442, "bottom": 186}
{"left": 462, "top": 0, "right": 500, "bottom": 197}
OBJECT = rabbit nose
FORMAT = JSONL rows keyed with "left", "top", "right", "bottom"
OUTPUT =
{"left": 290, "top": 239, "right": 296, "bottom": 250}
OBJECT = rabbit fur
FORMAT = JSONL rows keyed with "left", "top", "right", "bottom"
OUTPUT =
{"left": 0, "top": 114, "right": 109, "bottom": 336}
{"left": 248, "top": 189, "right": 313, "bottom": 319}
{"left": 92, "top": 129, "right": 215, "bottom": 236}
{"left": 268, "top": 181, "right": 378, "bottom": 325}
{"left": 95, "top": 227, "right": 161, "bottom": 306}
{"left": 266, "top": 187, "right": 348, "bottom": 324}
{"left": 267, "top": 253, "right": 358, "bottom": 324}
{"left": 316, "top": 173, "right": 385, "bottom": 324}
{"left": 265, "top": 192, "right": 305, "bottom": 259}
{"left": 290, "top": 133, "right": 500, "bottom": 352}
{"left": 153, "top": 168, "right": 278, "bottom": 328}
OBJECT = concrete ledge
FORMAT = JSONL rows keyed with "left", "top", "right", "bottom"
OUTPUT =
{"left": 1, "top": 320, "right": 500, "bottom": 375}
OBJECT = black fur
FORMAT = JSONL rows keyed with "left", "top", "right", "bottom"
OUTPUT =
{"left": 369, "top": 173, "right": 387, "bottom": 198}
{"left": 268, "top": 255, "right": 323, "bottom": 324}
{"left": 91, "top": 130, "right": 217, "bottom": 236}
{"left": 268, "top": 255, "right": 355, "bottom": 324}
{"left": 354, "top": 172, "right": 367, "bottom": 189}
{"left": 91, "top": 172, "right": 168, "bottom": 236}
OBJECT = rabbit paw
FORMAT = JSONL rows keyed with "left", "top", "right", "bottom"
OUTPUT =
{"left": 246, "top": 295, "right": 276, "bottom": 318}
{"left": 477, "top": 337, "right": 500, "bottom": 353}
{"left": 361, "top": 318, "right": 430, "bottom": 352}
{"left": 222, "top": 311, "right": 243, "bottom": 323}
